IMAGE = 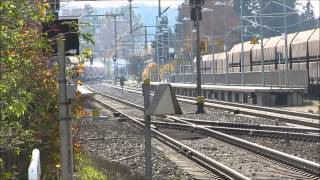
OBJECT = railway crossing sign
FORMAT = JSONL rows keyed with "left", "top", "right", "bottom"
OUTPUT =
{"left": 146, "top": 84, "right": 182, "bottom": 115}
{"left": 200, "top": 40, "right": 208, "bottom": 53}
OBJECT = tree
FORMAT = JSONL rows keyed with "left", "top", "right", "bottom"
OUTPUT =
{"left": 93, "top": 5, "right": 144, "bottom": 76}
{"left": 0, "top": 0, "right": 93, "bottom": 178}
{"left": 173, "top": 1, "right": 240, "bottom": 56}
{"left": 297, "top": 0, "right": 317, "bottom": 31}
{"left": 233, "top": 0, "right": 317, "bottom": 40}
{"left": 0, "top": 0, "right": 60, "bottom": 178}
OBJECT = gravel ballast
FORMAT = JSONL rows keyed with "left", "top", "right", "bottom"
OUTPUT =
{"left": 78, "top": 104, "right": 193, "bottom": 180}
{"left": 89, "top": 83, "right": 320, "bottom": 165}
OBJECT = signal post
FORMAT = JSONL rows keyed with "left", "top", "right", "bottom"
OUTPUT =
{"left": 190, "top": 0, "right": 205, "bottom": 113}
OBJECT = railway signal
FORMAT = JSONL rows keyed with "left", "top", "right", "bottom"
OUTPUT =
{"left": 90, "top": 54, "right": 94, "bottom": 65}
{"left": 112, "top": 55, "right": 117, "bottom": 62}
{"left": 42, "top": 19, "right": 79, "bottom": 56}
{"left": 190, "top": 0, "right": 205, "bottom": 21}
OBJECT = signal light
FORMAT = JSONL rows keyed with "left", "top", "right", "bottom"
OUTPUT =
{"left": 189, "top": 0, "right": 205, "bottom": 6}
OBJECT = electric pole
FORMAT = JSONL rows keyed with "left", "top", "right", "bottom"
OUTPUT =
{"left": 224, "top": 3, "right": 229, "bottom": 85}
{"left": 240, "top": 0, "right": 245, "bottom": 86}
{"left": 128, "top": 0, "right": 134, "bottom": 81}
{"left": 114, "top": 15, "right": 118, "bottom": 80}
{"left": 111, "top": 13, "right": 124, "bottom": 80}
{"left": 129, "top": 0, "right": 133, "bottom": 34}
{"left": 190, "top": 0, "right": 205, "bottom": 113}
{"left": 259, "top": 1, "right": 265, "bottom": 86}
{"left": 156, "top": 16, "right": 160, "bottom": 82}
{"left": 196, "top": 7, "right": 202, "bottom": 106}
{"left": 144, "top": 26, "right": 148, "bottom": 63}
{"left": 158, "top": 0, "right": 161, "bottom": 17}
{"left": 284, "top": 0, "right": 289, "bottom": 87}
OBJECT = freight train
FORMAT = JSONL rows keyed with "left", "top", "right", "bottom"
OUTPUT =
{"left": 173, "top": 28, "right": 319, "bottom": 96}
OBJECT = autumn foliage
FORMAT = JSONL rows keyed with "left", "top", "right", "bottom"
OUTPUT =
{"left": 142, "top": 62, "right": 157, "bottom": 80}
{"left": 1, "top": 0, "right": 65, "bottom": 178}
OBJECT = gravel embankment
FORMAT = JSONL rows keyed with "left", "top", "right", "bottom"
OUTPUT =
{"left": 160, "top": 129, "right": 317, "bottom": 179}
{"left": 78, "top": 104, "right": 193, "bottom": 180}
{"left": 238, "top": 136, "right": 320, "bottom": 163}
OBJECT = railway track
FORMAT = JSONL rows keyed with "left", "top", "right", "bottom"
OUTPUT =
{"left": 100, "top": 83, "right": 320, "bottom": 128}
{"left": 88, "top": 86, "right": 320, "bottom": 178}
{"left": 93, "top": 95, "right": 248, "bottom": 179}
{"left": 148, "top": 120, "right": 320, "bottom": 142}
{"left": 100, "top": 82, "right": 318, "bottom": 119}
{"left": 88, "top": 84, "right": 320, "bottom": 141}
{"left": 89, "top": 84, "right": 320, "bottom": 141}
{"left": 166, "top": 117, "right": 320, "bottom": 134}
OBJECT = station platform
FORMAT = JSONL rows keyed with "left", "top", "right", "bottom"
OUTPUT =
{"left": 151, "top": 82, "right": 306, "bottom": 106}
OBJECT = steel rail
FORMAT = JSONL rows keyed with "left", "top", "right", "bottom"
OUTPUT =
{"left": 168, "top": 116, "right": 320, "bottom": 176}
{"left": 100, "top": 84, "right": 320, "bottom": 126}
{"left": 92, "top": 97, "right": 249, "bottom": 180}
{"left": 94, "top": 85, "right": 319, "bottom": 134}
{"left": 88, "top": 86, "right": 320, "bottom": 176}
{"left": 189, "top": 99, "right": 319, "bottom": 128}
{"left": 154, "top": 88, "right": 319, "bottom": 127}
{"left": 149, "top": 121, "right": 320, "bottom": 142}
{"left": 170, "top": 118, "right": 320, "bottom": 134}
{"left": 176, "top": 95, "right": 320, "bottom": 120}
{"left": 102, "top": 82, "right": 309, "bottom": 119}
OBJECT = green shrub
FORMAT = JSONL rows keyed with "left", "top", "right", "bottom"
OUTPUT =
{"left": 75, "top": 153, "right": 107, "bottom": 180}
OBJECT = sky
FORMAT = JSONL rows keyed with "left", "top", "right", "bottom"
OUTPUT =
{"left": 60, "top": 0, "right": 319, "bottom": 57}
{"left": 60, "top": 0, "right": 319, "bottom": 40}
{"left": 61, "top": 0, "right": 184, "bottom": 9}
{"left": 60, "top": 0, "right": 319, "bottom": 19}
{"left": 60, "top": 0, "right": 184, "bottom": 34}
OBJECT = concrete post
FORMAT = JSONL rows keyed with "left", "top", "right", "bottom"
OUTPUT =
{"left": 57, "top": 37, "right": 73, "bottom": 180}
{"left": 231, "top": 92, "right": 236, "bottom": 102}
{"left": 224, "top": 92, "right": 229, "bottom": 102}
{"left": 239, "top": 93, "right": 244, "bottom": 103}
{"left": 256, "top": 93, "right": 264, "bottom": 106}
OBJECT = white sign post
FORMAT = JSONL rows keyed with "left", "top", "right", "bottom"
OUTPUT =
{"left": 143, "top": 82, "right": 182, "bottom": 180}
{"left": 146, "top": 84, "right": 182, "bottom": 115}
{"left": 142, "top": 79, "right": 152, "bottom": 180}
{"left": 28, "top": 149, "right": 41, "bottom": 180}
